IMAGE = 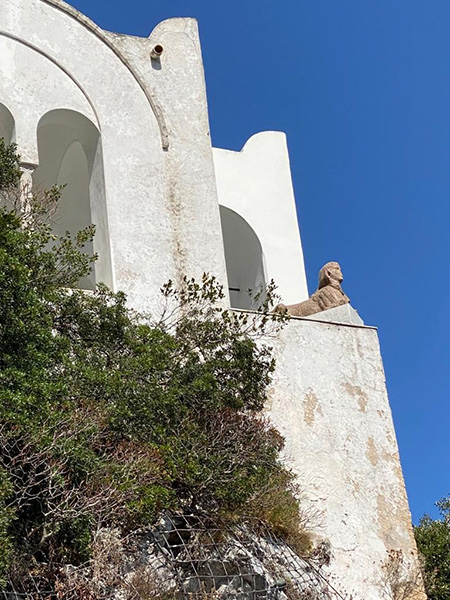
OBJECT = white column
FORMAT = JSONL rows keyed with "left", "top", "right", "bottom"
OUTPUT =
{"left": 19, "top": 162, "right": 37, "bottom": 220}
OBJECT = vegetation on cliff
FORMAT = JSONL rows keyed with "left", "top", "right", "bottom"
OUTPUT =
{"left": 0, "top": 139, "right": 308, "bottom": 594}
{"left": 415, "top": 497, "right": 450, "bottom": 600}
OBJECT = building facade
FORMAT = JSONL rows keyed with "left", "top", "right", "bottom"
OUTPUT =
{"left": 0, "top": 1, "right": 423, "bottom": 597}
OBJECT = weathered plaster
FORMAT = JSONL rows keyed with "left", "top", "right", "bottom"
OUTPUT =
{"left": 343, "top": 382, "right": 369, "bottom": 412}
{"left": 0, "top": 0, "right": 229, "bottom": 312}
{"left": 267, "top": 318, "right": 423, "bottom": 598}
{"left": 303, "top": 389, "right": 323, "bottom": 426}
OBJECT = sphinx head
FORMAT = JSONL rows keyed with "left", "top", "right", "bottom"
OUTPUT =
{"left": 318, "top": 262, "right": 344, "bottom": 289}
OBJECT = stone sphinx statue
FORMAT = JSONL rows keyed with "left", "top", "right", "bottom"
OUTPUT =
{"left": 275, "top": 261, "right": 350, "bottom": 318}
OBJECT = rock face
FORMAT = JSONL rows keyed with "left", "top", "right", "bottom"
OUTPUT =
{"left": 60, "top": 516, "right": 341, "bottom": 599}
{"left": 120, "top": 513, "right": 340, "bottom": 600}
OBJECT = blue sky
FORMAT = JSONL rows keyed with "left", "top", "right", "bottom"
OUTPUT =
{"left": 69, "top": 0, "right": 449, "bottom": 523}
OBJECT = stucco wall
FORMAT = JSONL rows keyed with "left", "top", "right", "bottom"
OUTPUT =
{"left": 0, "top": 0, "right": 229, "bottom": 313}
{"left": 214, "top": 132, "right": 309, "bottom": 305}
{"left": 1, "top": 0, "right": 309, "bottom": 314}
{"left": 110, "top": 18, "right": 229, "bottom": 303}
{"left": 268, "top": 313, "right": 422, "bottom": 598}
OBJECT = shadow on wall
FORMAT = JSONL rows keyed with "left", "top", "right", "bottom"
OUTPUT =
{"left": 33, "top": 109, "right": 112, "bottom": 291}
{"left": 0, "top": 103, "right": 15, "bottom": 144}
{"left": 219, "top": 205, "right": 266, "bottom": 310}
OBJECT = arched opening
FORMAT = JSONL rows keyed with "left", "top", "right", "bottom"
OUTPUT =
{"left": 0, "top": 103, "right": 15, "bottom": 144}
{"left": 34, "top": 109, "right": 112, "bottom": 290}
{"left": 219, "top": 206, "right": 266, "bottom": 310}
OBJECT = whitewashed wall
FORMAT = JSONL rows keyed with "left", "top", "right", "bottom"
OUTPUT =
{"left": 214, "top": 132, "right": 309, "bottom": 306}
{"left": 268, "top": 310, "right": 424, "bottom": 599}
{"left": 0, "top": 0, "right": 228, "bottom": 312}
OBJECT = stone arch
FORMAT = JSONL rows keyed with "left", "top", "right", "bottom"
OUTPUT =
{"left": 219, "top": 206, "right": 267, "bottom": 310}
{"left": 34, "top": 108, "right": 112, "bottom": 290}
{"left": 0, "top": 103, "right": 15, "bottom": 144}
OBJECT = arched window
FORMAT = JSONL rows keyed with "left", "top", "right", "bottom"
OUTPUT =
{"left": 34, "top": 109, "right": 112, "bottom": 290}
{"left": 0, "top": 103, "right": 15, "bottom": 144}
{"left": 219, "top": 206, "right": 266, "bottom": 310}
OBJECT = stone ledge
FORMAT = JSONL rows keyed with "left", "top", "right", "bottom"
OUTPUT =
{"left": 302, "top": 303, "right": 364, "bottom": 326}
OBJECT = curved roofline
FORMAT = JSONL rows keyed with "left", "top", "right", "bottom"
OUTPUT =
{"left": 241, "top": 131, "right": 286, "bottom": 153}
{"left": 0, "top": 31, "right": 101, "bottom": 128}
{"left": 40, "top": 0, "right": 169, "bottom": 149}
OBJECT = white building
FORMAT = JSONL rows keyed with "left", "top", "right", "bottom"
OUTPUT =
{"left": 0, "top": 1, "right": 423, "bottom": 597}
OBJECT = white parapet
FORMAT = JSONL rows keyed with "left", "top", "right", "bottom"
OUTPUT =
{"left": 213, "top": 132, "right": 309, "bottom": 308}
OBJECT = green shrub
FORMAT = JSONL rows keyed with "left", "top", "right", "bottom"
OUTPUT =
{"left": 0, "top": 139, "right": 20, "bottom": 189}
{"left": 0, "top": 468, "right": 13, "bottom": 587}
{"left": 415, "top": 497, "right": 450, "bottom": 599}
{"left": 0, "top": 140, "right": 306, "bottom": 592}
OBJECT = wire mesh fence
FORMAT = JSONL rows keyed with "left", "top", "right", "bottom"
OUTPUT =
{"left": 145, "top": 513, "right": 346, "bottom": 599}
{"left": 1, "top": 512, "right": 349, "bottom": 599}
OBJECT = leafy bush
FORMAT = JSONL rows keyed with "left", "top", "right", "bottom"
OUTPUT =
{"left": 0, "top": 140, "right": 20, "bottom": 189}
{"left": 0, "top": 139, "right": 307, "bottom": 593}
{"left": 0, "top": 467, "right": 13, "bottom": 587}
{"left": 415, "top": 497, "right": 450, "bottom": 599}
